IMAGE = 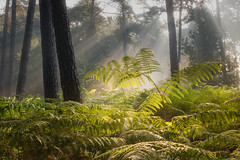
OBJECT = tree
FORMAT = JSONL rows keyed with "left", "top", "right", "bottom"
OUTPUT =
{"left": 120, "top": 0, "right": 128, "bottom": 56}
{"left": 16, "top": 0, "right": 36, "bottom": 98}
{"left": 113, "top": 0, "right": 133, "bottom": 56}
{"left": 68, "top": 0, "right": 105, "bottom": 43}
{"left": 0, "top": 0, "right": 10, "bottom": 96}
{"left": 178, "top": 0, "right": 183, "bottom": 63}
{"left": 183, "top": 5, "right": 220, "bottom": 63}
{"left": 7, "top": 0, "right": 17, "bottom": 96}
{"left": 50, "top": 0, "right": 82, "bottom": 103}
{"left": 39, "top": 0, "right": 59, "bottom": 100}
{"left": 88, "top": 0, "right": 96, "bottom": 36}
{"left": 216, "top": 0, "right": 227, "bottom": 83}
{"left": 165, "top": 0, "right": 179, "bottom": 77}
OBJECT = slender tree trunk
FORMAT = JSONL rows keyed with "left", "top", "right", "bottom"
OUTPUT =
{"left": 7, "top": 0, "right": 17, "bottom": 97}
{"left": 216, "top": 0, "right": 227, "bottom": 84}
{"left": 50, "top": 0, "right": 82, "bottom": 103}
{"left": 178, "top": 0, "right": 183, "bottom": 63}
{"left": 39, "top": 0, "right": 59, "bottom": 101}
{"left": 121, "top": 0, "right": 127, "bottom": 56}
{"left": 16, "top": 0, "right": 36, "bottom": 98}
{"left": 166, "top": 0, "right": 179, "bottom": 77}
{"left": 0, "top": 0, "right": 10, "bottom": 97}
{"left": 88, "top": 0, "right": 96, "bottom": 36}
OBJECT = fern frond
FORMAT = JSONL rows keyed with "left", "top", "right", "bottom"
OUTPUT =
{"left": 94, "top": 141, "right": 216, "bottom": 160}
{"left": 120, "top": 130, "right": 165, "bottom": 144}
{"left": 85, "top": 48, "right": 161, "bottom": 89}
{"left": 196, "top": 130, "right": 240, "bottom": 152}
{"left": 138, "top": 63, "right": 222, "bottom": 114}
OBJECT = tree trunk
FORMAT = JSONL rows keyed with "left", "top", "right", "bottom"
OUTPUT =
{"left": 0, "top": 0, "right": 10, "bottom": 97}
{"left": 216, "top": 0, "right": 227, "bottom": 84}
{"left": 178, "top": 0, "right": 183, "bottom": 63}
{"left": 50, "top": 0, "right": 82, "bottom": 103}
{"left": 7, "top": 0, "right": 17, "bottom": 97}
{"left": 39, "top": 0, "right": 59, "bottom": 101}
{"left": 121, "top": 0, "right": 127, "bottom": 56}
{"left": 166, "top": 0, "right": 179, "bottom": 77}
{"left": 16, "top": 0, "right": 36, "bottom": 98}
{"left": 88, "top": 0, "right": 96, "bottom": 36}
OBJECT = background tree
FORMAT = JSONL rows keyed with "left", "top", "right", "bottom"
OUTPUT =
{"left": 0, "top": 0, "right": 10, "bottom": 96}
{"left": 183, "top": 5, "right": 219, "bottom": 63}
{"left": 50, "top": 0, "right": 82, "bottom": 102}
{"left": 89, "top": 0, "right": 96, "bottom": 36}
{"left": 165, "top": 0, "right": 179, "bottom": 77}
{"left": 216, "top": 0, "right": 227, "bottom": 83}
{"left": 113, "top": 0, "right": 134, "bottom": 56}
{"left": 39, "top": 0, "right": 59, "bottom": 100}
{"left": 7, "top": 0, "right": 17, "bottom": 96}
{"left": 177, "top": 0, "right": 183, "bottom": 63}
{"left": 16, "top": 0, "right": 36, "bottom": 98}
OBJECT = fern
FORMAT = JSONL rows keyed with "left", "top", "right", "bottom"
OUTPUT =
{"left": 94, "top": 140, "right": 216, "bottom": 160}
{"left": 85, "top": 48, "right": 222, "bottom": 115}
{"left": 85, "top": 48, "right": 161, "bottom": 89}
{"left": 138, "top": 63, "right": 222, "bottom": 114}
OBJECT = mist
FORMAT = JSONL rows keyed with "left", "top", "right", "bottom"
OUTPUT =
{"left": 0, "top": 0, "right": 239, "bottom": 96}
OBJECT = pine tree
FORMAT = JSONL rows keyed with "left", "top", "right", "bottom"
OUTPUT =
{"left": 16, "top": 0, "right": 36, "bottom": 98}
{"left": 165, "top": 0, "right": 179, "bottom": 77}
{"left": 50, "top": 0, "right": 82, "bottom": 102}
{"left": 0, "top": 0, "right": 10, "bottom": 96}
{"left": 39, "top": 0, "right": 59, "bottom": 101}
{"left": 7, "top": 0, "right": 17, "bottom": 96}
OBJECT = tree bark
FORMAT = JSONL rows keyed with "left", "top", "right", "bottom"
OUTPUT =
{"left": 16, "top": 0, "right": 36, "bottom": 98}
{"left": 39, "top": 0, "right": 59, "bottom": 101}
{"left": 7, "top": 0, "right": 17, "bottom": 97}
{"left": 50, "top": 0, "right": 82, "bottom": 103}
{"left": 178, "top": 0, "right": 183, "bottom": 63}
{"left": 121, "top": 0, "right": 127, "bottom": 56}
{"left": 216, "top": 0, "right": 227, "bottom": 84}
{"left": 166, "top": 0, "right": 179, "bottom": 77}
{"left": 0, "top": 0, "right": 10, "bottom": 97}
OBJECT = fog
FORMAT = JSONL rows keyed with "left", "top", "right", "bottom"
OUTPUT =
{"left": 0, "top": 0, "right": 239, "bottom": 96}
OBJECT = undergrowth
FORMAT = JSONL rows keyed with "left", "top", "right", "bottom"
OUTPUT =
{"left": 1, "top": 87, "right": 240, "bottom": 159}
{"left": 1, "top": 49, "right": 240, "bottom": 159}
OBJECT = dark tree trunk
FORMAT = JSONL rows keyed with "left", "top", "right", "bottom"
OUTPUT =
{"left": 39, "top": 0, "right": 59, "bottom": 101}
{"left": 166, "top": 0, "right": 179, "bottom": 77}
{"left": 216, "top": 0, "right": 227, "bottom": 83}
{"left": 50, "top": 0, "right": 82, "bottom": 103}
{"left": 178, "top": 0, "right": 183, "bottom": 63}
{"left": 88, "top": 0, "right": 96, "bottom": 36}
{"left": 16, "top": 0, "right": 36, "bottom": 98}
{"left": 0, "top": 0, "right": 10, "bottom": 97}
{"left": 7, "top": 0, "right": 17, "bottom": 97}
{"left": 121, "top": 0, "right": 127, "bottom": 56}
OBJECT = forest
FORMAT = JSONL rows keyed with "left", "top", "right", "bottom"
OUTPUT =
{"left": 0, "top": 0, "right": 240, "bottom": 159}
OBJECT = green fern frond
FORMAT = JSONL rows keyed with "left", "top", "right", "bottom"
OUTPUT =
{"left": 138, "top": 63, "right": 222, "bottom": 114}
{"left": 196, "top": 130, "right": 240, "bottom": 152}
{"left": 120, "top": 130, "right": 165, "bottom": 144}
{"left": 94, "top": 140, "right": 216, "bottom": 160}
{"left": 85, "top": 48, "right": 161, "bottom": 89}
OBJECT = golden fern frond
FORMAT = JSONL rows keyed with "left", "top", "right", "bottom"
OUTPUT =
{"left": 196, "top": 130, "right": 240, "bottom": 152}
{"left": 94, "top": 140, "right": 217, "bottom": 160}
{"left": 138, "top": 62, "right": 222, "bottom": 114}
{"left": 170, "top": 110, "right": 240, "bottom": 141}
{"left": 120, "top": 130, "right": 165, "bottom": 144}
{"left": 85, "top": 48, "right": 161, "bottom": 89}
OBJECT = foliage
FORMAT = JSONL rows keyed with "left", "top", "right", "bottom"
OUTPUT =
{"left": 0, "top": 96, "right": 159, "bottom": 159}
{"left": 183, "top": 5, "right": 220, "bottom": 64}
{"left": 86, "top": 48, "right": 222, "bottom": 116}
{"left": 1, "top": 85, "right": 240, "bottom": 159}
{"left": 85, "top": 48, "right": 161, "bottom": 89}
